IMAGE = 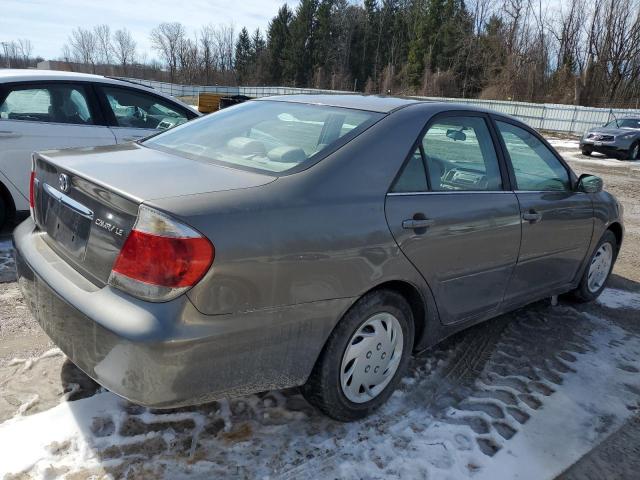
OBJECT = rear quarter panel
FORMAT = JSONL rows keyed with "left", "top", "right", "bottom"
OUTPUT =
{"left": 148, "top": 104, "right": 443, "bottom": 317}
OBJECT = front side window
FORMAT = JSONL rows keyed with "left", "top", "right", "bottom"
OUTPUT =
{"left": 496, "top": 121, "right": 570, "bottom": 192}
{"left": 144, "top": 100, "right": 382, "bottom": 174}
{"left": 0, "top": 84, "right": 93, "bottom": 125}
{"left": 421, "top": 116, "right": 502, "bottom": 191}
{"left": 101, "top": 86, "right": 189, "bottom": 131}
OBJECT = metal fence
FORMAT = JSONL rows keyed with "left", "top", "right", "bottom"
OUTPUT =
{"left": 118, "top": 77, "right": 639, "bottom": 135}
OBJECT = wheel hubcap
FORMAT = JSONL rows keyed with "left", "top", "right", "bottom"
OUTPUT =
{"left": 588, "top": 242, "right": 613, "bottom": 293}
{"left": 633, "top": 145, "right": 639, "bottom": 159}
{"left": 340, "top": 312, "right": 404, "bottom": 403}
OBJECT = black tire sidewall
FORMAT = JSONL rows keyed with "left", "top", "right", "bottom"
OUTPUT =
{"left": 0, "top": 196, "right": 6, "bottom": 230}
{"left": 574, "top": 230, "right": 617, "bottom": 302}
{"left": 629, "top": 142, "right": 640, "bottom": 161}
{"left": 581, "top": 148, "right": 592, "bottom": 156}
{"left": 302, "top": 290, "right": 414, "bottom": 421}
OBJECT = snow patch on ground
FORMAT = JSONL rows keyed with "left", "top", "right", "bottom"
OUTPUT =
{"left": 547, "top": 138, "right": 580, "bottom": 150}
{"left": 597, "top": 288, "right": 640, "bottom": 310}
{"left": 1, "top": 307, "right": 639, "bottom": 479}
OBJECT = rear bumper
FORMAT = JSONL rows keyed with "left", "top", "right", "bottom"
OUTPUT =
{"left": 14, "top": 218, "right": 347, "bottom": 407}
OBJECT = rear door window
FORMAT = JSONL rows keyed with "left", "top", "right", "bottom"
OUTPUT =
{"left": 0, "top": 84, "right": 94, "bottom": 125}
{"left": 421, "top": 116, "right": 503, "bottom": 191}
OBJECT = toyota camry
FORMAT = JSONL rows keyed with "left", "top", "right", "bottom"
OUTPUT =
{"left": 14, "top": 95, "right": 623, "bottom": 421}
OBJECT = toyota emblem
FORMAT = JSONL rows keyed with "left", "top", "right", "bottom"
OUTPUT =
{"left": 58, "top": 173, "right": 70, "bottom": 193}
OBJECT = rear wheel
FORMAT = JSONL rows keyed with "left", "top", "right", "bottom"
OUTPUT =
{"left": 571, "top": 230, "right": 617, "bottom": 302}
{"left": 627, "top": 142, "right": 640, "bottom": 161}
{"left": 0, "top": 196, "right": 6, "bottom": 231}
{"left": 301, "top": 290, "right": 414, "bottom": 421}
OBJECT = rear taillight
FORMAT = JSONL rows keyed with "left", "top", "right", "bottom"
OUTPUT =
{"left": 108, "top": 205, "right": 214, "bottom": 302}
{"left": 29, "top": 170, "right": 36, "bottom": 218}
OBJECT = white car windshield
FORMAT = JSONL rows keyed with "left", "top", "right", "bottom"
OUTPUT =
{"left": 143, "top": 100, "right": 382, "bottom": 174}
{"left": 604, "top": 118, "right": 640, "bottom": 129}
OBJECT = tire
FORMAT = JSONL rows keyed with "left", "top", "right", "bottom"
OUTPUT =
{"left": 301, "top": 290, "right": 415, "bottom": 421}
{"left": 0, "top": 196, "right": 6, "bottom": 231}
{"left": 581, "top": 148, "right": 592, "bottom": 156}
{"left": 627, "top": 141, "right": 640, "bottom": 161}
{"left": 571, "top": 230, "right": 617, "bottom": 303}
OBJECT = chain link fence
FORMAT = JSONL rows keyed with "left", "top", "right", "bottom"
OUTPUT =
{"left": 118, "top": 77, "right": 639, "bottom": 135}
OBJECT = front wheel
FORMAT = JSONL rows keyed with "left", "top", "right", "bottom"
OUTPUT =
{"left": 581, "top": 148, "right": 592, "bottom": 156}
{"left": 571, "top": 230, "right": 617, "bottom": 302}
{"left": 301, "top": 290, "right": 414, "bottom": 421}
{"left": 627, "top": 142, "right": 640, "bottom": 161}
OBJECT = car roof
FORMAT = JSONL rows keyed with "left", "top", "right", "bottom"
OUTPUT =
{"left": 258, "top": 94, "right": 424, "bottom": 114}
{"left": 0, "top": 69, "right": 115, "bottom": 83}
{"left": 0, "top": 69, "right": 200, "bottom": 115}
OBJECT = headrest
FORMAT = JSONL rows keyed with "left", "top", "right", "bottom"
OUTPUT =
{"left": 267, "top": 146, "right": 307, "bottom": 163}
{"left": 227, "top": 137, "right": 266, "bottom": 155}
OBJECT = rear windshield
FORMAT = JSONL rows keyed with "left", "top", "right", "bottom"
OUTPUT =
{"left": 143, "top": 100, "right": 382, "bottom": 174}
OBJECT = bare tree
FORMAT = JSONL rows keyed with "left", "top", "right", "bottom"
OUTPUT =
{"left": 150, "top": 22, "right": 186, "bottom": 81}
{"left": 94, "top": 24, "right": 113, "bottom": 65}
{"left": 113, "top": 28, "right": 137, "bottom": 74}
{"left": 199, "top": 24, "right": 218, "bottom": 83}
{"left": 67, "top": 27, "right": 98, "bottom": 72}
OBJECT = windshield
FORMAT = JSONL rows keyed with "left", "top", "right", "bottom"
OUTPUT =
{"left": 604, "top": 118, "right": 640, "bottom": 129}
{"left": 143, "top": 100, "right": 382, "bottom": 174}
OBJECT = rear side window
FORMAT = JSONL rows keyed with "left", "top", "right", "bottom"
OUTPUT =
{"left": 144, "top": 100, "right": 382, "bottom": 174}
{"left": 496, "top": 121, "right": 570, "bottom": 191}
{"left": 100, "top": 86, "right": 189, "bottom": 131}
{"left": 392, "top": 148, "right": 428, "bottom": 193}
{"left": 0, "top": 84, "right": 94, "bottom": 125}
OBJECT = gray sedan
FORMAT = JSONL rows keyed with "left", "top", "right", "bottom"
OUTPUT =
{"left": 14, "top": 96, "right": 623, "bottom": 421}
{"left": 580, "top": 117, "right": 640, "bottom": 160}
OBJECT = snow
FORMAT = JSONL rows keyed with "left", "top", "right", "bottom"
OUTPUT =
{"left": 597, "top": 288, "right": 640, "bottom": 310}
{"left": 547, "top": 138, "right": 580, "bottom": 150}
{"left": 1, "top": 308, "right": 639, "bottom": 479}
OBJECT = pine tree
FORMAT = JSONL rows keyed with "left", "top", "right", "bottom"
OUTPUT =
{"left": 235, "top": 27, "right": 252, "bottom": 83}
{"left": 267, "top": 5, "right": 293, "bottom": 84}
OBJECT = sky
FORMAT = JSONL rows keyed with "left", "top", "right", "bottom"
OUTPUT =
{"left": 0, "top": 0, "right": 284, "bottom": 61}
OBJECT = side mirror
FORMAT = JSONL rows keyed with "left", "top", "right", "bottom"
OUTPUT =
{"left": 577, "top": 174, "right": 603, "bottom": 193}
{"left": 446, "top": 129, "right": 466, "bottom": 141}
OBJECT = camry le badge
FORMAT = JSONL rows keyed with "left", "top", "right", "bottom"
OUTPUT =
{"left": 58, "top": 173, "right": 70, "bottom": 193}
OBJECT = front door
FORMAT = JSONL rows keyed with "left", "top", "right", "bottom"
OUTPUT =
{"left": 494, "top": 119, "right": 594, "bottom": 304}
{"left": 385, "top": 114, "right": 521, "bottom": 324}
{"left": 0, "top": 82, "right": 116, "bottom": 208}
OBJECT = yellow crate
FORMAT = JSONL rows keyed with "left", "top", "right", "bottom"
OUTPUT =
{"left": 198, "top": 93, "right": 224, "bottom": 113}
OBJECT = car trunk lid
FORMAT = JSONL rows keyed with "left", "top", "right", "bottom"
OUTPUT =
{"left": 32, "top": 144, "right": 274, "bottom": 286}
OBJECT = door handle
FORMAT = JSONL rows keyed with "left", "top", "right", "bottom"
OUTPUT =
{"left": 522, "top": 210, "right": 542, "bottom": 223}
{"left": 0, "top": 130, "right": 21, "bottom": 139}
{"left": 402, "top": 218, "right": 434, "bottom": 229}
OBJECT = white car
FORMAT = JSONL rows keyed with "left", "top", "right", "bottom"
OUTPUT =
{"left": 0, "top": 69, "right": 200, "bottom": 227}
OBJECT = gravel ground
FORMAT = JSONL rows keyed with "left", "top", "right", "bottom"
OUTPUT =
{"left": 0, "top": 138, "right": 639, "bottom": 479}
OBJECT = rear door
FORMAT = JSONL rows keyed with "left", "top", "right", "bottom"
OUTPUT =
{"left": 493, "top": 119, "right": 593, "bottom": 304}
{"left": 95, "top": 84, "right": 193, "bottom": 143}
{"left": 0, "top": 82, "right": 116, "bottom": 207}
{"left": 385, "top": 113, "right": 521, "bottom": 325}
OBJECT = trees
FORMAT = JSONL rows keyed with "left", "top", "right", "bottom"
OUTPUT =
{"left": 113, "top": 28, "right": 137, "bottom": 75}
{"left": 150, "top": 22, "right": 186, "bottom": 82}
{"left": 44, "top": 0, "right": 640, "bottom": 106}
